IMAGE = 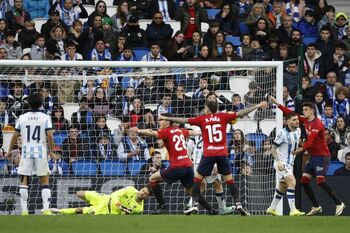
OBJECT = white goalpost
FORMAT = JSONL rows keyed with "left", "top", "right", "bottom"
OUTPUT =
{"left": 0, "top": 60, "right": 283, "bottom": 215}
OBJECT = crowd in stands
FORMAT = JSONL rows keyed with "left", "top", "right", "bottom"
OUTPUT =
{"left": 1, "top": 0, "right": 350, "bottom": 176}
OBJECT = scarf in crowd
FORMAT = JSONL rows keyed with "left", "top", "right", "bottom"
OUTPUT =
{"left": 326, "top": 84, "right": 336, "bottom": 101}
{"left": 77, "top": 110, "right": 93, "bottom": 125}
{"left": 333, "top": 98, "right": 349, "bottom": 117}
{"left": 158, "top": 0, "right": 170, "bottom": 21}
{"left": 98, "top": 143, "right": 112, "bottom": 160}
{"left": 145, "top": 52, "right": 167, "bottom": 61}
{"left": 320, "top": 114, "right": 336, "bottom": 129}
{"left": 0, "top": 110, "right": 9, "bottom": 129}
{"left": 285, "top": 1, "right": 300, "bottom": 23}
{"left": 123, "top": 136, "right": 147, "bottom": 160}
{"left": 59, "top": 3, "right": 78, "bottom": 27}
{"left": 90, "top": 48, "right": 112, "bottom": 61}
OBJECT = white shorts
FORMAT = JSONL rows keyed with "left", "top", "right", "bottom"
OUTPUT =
{"left": 194, "top": 163, "right": 221, "bottom": 184}
{"left": 18, "top": 157, "right": 50, "bottom": 176}
{"left": 274, "top": 164, "right": 294, "bottom": 181}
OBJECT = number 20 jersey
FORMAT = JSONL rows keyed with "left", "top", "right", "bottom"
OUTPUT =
{"left": 157, "top": 126, "right": 192, "bottom": 168}
{"left": 188, "top": 112, "right": 237, "bottom": 157}
{"left": 15, "top": 111, "right": 52, "bottom": 159}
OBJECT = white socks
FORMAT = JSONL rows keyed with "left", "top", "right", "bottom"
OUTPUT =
{"left": 270, "top": 189, "right": 283, "bottom": 209}
{"left": 41, "top": 187, "right": 51, "bottom": 210}
{"left": 286, "top": 188, "right": 296, "bottom": 211}
{"left": 19, "top": 185, "right": 28, "bottom": 212}
{"left": 215, "top": 192, "right": 226, "bottom": 210}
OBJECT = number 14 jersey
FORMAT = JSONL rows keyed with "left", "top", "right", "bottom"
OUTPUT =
{"left": 189, "top": 112, "right": 237, "bottom": 157}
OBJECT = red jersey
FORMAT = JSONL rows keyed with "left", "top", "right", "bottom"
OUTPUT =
{"left": 157, "top": 126, "right": 192, "bottom": 168}
{"left": 278, "top": 105, "right": 330, "bottom": 157}
{"left": 188, "top": 112, "right": 237, "bottom": 157}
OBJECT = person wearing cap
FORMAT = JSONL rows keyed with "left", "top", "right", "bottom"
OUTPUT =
{"left": 297, "top": 9, "right": 317, "bottom": 36}
{"left": 0, "top": 31, "right": 22, "bottom": 60}
{"left": 102, "top": 17, "right": 117, "bottom": 53}
{"left": 50, "top": 0, "right": 88, "bottom": 27}
{"left": 41, "top": 10, "right": 69, "bottom": 41}
{"left": 24, "top": 0, "right": 50, "bottom": 18}
{"left": 146, "top": 11, "right": 173, "bottom": 52}
{"left": 333, "top": 12, "right": 349, "bottom": 40}
{"left": 121, "top": 15, "right": 148, "bottom": 48}
{"left": 5, "top": 0, "right": 31, "bottom": 33}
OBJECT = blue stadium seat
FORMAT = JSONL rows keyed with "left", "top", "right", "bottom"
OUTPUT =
{"left": 245, "top": 133, "right": 268, "bottom": 152}
{"left": 71, "top": 160, "right": 98, "bottom": 176}
{"left": 302, "top": 34, "right": 319, "bottom": 45}
{"left": 327, "top": 161, "right": 345, "bottom": 176}
{"left": 128, "top": 160, "right": 146, "bottom": 176}
{"left": 239, "top": 22, "right": 249, "bottom": 34}
{"left": 53, "top": 131, "right": 68, "bottom": 147}
{"left": 311, "top": 79, "right": 326, "bottom": 86}
{"left": 133, "top": 47, "right": 150, "bottom": 61}
{"left": 0, "top": 159, "right": 7, "bottom": 170}
{"left": 100, "top": 160, "right": 127, "bottom": 176}
{"left": 207, "top": 9, "right": 220, "bottom": 19}
{"left": 225, "top": 36, "right": 241, "bottom": 46}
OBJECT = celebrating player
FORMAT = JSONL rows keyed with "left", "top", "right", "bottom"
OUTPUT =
{"left": 49, "top": 186, "right": 152, "bottom": 215}
{"left": 266, "top": 112, "right": 305, "bottom": 216}
{"left": 136, "top": 113, "right": 216, "bottom": 215}
{"left": 270, "top": 96, "right": 346, "bottom": 216}
{"left": 7, "top": 93, "right": 55, "bottom": 215}
{"left": 186, "top": 134, "right": 235, "bottom": 215}
{"left": 160, "top": 92, "right": 268, "bottom": 215}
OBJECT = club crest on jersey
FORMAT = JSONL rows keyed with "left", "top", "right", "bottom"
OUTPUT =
{"left": 205, "top": 116, "right": 220, "bottom": 123}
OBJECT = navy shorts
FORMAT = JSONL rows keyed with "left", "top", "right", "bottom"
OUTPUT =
{"left": 197, "top": 156, "right": 231, "bottom": 177}
{"left": 304, "top": 156, "right": 330, "bottom": 176}
{"left": 160, "top": 167, "right": 194, "bottom": 188}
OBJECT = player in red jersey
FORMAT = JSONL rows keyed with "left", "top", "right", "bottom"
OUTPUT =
{"left": 136, "top": 113, "right": 216, "bottom": 214}
{"left": 270, "top": 97, "right": 346, "bottom": 216}
{"left": 161, "top": 92, "right": 268, "bottom": 215}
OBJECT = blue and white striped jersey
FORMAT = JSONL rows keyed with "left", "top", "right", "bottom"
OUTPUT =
{"left": 274, "top": 127, "right": 301, "bottom": 166}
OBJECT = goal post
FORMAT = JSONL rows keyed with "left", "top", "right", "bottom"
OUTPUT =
{"left": 0, "top": 60, "right": 283, "bottom": 215}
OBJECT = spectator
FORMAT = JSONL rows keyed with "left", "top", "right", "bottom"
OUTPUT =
{"left": 66, "top": 20, "right": 84, "bottom": 53}
{"left": 111, "top": 0, "right": 131, "bottom": 33}
{"left": 342, "top": 27, "right": 350, "bottom": 56}
{"left": 39, "top": 84, "right": 57, "bottom": 115}
{"left": 0, "top": 31, "right": 22, "bottom": 60}
{"left": 91, "top": 87, "right": 111, "bottom": 116}
{"left": 139, "top": 151, "right": 166, "bottom": 176}
{"left": 161, "top": 78, "right": 176, "bottom": 97}
{"left": 282, "top": 86, "right": 295, "bottom": 111}
{"left": 117, "top": 127, "right": 150, "bottom": 161}
{"left": 41, "top": 10, "right": 69, "bottom": 41}
{"left": 320, "top": 103, "right": 336, "bottom": 129}
{"left": 146, "top": 11, "right": 173, "bottom": 52}
{"left": 62, "top": 126, "right": 89, "bottom": 163}
{"left": 332, "top": 12, "right": 349, "bottom": 40}
{"left": 79, "top": 79, "right": 96, "bottom": 102}
{"left": 5, "top": 0, "right": 31, "bottom": 33}
{"left": 51, "top": 105, "right": 69, "bottom": 132}
{"left": 5, "top": 136, "right": 22, "bottom": 175}
{"left": 87, "top": 39, "right": 112, "bottom": 61}
{"left": 330, "top": 42, "right": 349, "bottom": 77}
{"left": 231, "top": 0, "right": 252, "bottom": 23}
{"left": 314, "top": 0, "right": 329, "bottom": 23}
{"left": 266, "top": 0, "right": 286, "bottom": 29}
{"left": 156, "top": 94, "right": 173, "bottom": 118}
{"left": 113, "top": 115, "right": 131, "bottom": 145}
{"left": 297, "top": 10, "right": 317, "bottom": 36}
{"left": 175, "top": 0, "right": 208, "bottom": 40}
{"left": 0, "top": 19, "right": 8, "bottom": 46}
{"left": 48, "top": 147, "right": 69, "bottom": 175}
{"left": 153, "top": 138, "right": 169, "bottom": 160}
{"left": 136, "top": 76, "right": 159, "bottom": 104}
{"left": 313, "top": 91, "right": 326, "bottom": 117}
{"left": 324, "top": 128, "right": 340, "bottom": 161}
{"left": 92, "top": 132, "right": 117, "bottom": 162}
{"left": 236, "top": 33, "right": 251, "bottom": 58}
{"left": 243, "top": 80, "right": 261, "bottom": 108}
{"left": 113, "top": 86, "right": 136, "bottom": 117}
{"left": 245, "top": 3, "right": 271, "bottom": 31}
{"left": 193, "top": 44, "right": 211, "bottom": 61}
{"left": 283, "top": 61, "right": 298, "bottom": 97}
{"left": 274, "top": 15, "right": 294, "bottom": 43}
{"left": 150, "top": 0, "right": 176, "bottom": 21}
{"left": 333, "top": 86, "right": 349, "bottom": 118}
{"left": 316, "top": 27, "right": 335, "bottom": 69}
{"left": 0, "top": 97, "right": 15, "bottom": 129}
{"left": 102, "top": 17, "right": 117, "bottom": 53}
{"left": 0, "top": 47, "right": 7, "bottom": 60}
{"left": 129, "top": 97, "right": 145, "bottom": 127}
{"left": 172, "top": 84, "right": 193, "bottom": 117}
{"left": 24, "top": 0, "right": 50, "bottom": 18}
{"left": 251, "top": 17, "right": 271, "bottom": 48}
{"left": 141, "top": 42, "right": 168, "bottom": 62}
{"left": 7, "top": 81, "right": 28, "bottom": 117}
{"left": 184, "top": 31, "right": 202, "bottom": 60}
{"left": 334, "top": 153, "right": 350, "bottom": 176}
{"left": 301, "top": 76, "right": 318, "bottom": 103}
{"left": 227, "top": 93, "right": 244, "bottom": 112}
{"left": 317, "top": 5, "right": 335, "bottom": 33}
{"left": 113, "top": 0, "right": 151, "bottom": 20}
{"left": 49, "top": 25, "right": 67, "bottom": 55}
{"left": 18, "top": 20, "right": 38, "bottom": 49}
{"left": 71, "top": 96, "right": 94, "bottom": 132}
{"left": 266, "top": 36, "right": 280, "bottom": 59}
{"left": 289, "top": 28, "right": 303, "bottom": 59}
{"left": 303, "top": 43, "right": 323, "bottom": 80}
{"left": 244, "top": 37, "right": 270, "bottom": 61}
{"left": 51, "top": 0, "right": 88, "bottom": 28}
{"left": 122, "top": 15, "right": 148, "bottom": 48}
{"left": 0, "top": 0, "right": 12, "bottom": 19}
{"left": 211, "top": 31, "right": 225, "bottom": 58}
{"left": 274, "top": 42, "right": 292, "bottom": 64}
{"left": 51, "top": 68, "right": 80, "bottom": 104}
{"left": 90, "top": 114, "right": 111, "bottom": 145}
{"left": 203, "top": 20, "right": 220, "bottom": 50}
{"left": 80, "top": 14, "right": 104, "bottom": 59}
{"left": 192, "top": 76, "right": 208, "bottom": 98}
{"left": 61, "top": 41, "right": 83, "bottom": 60}
{"left": 87, "top": 0, "right": 110, "bottom": 27}
{"left": 324, "top": 71, "right": 337, "bottom": 102}
{"left": 164, "top": 31, "right": 186, "bottom": 61}
{"left": 285, "top": 0, "right": 303, "bottom": 24}
{"left": 215, "top": 3, "right": 239, "bottom": 36}
{"left": 331, "top": 116, "right": 350, "bottom": 149}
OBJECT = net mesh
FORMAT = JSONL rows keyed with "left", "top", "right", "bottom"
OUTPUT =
{"left": 0, "top": 62, "right": 280, "bottom": 215}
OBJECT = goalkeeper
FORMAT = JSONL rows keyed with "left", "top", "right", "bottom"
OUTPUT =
{"left": 50, "top": 186, "right": 152, "bottom": 215}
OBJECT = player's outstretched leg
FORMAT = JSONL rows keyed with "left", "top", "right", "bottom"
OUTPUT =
{"left": 213, "top": 179, "right": 235, "bottom": 215}
{"left": 149, "top": 171, "right": 168, "bottom": 214}
{"left": 301, "top": 176, "right": 322, "bottom": 216}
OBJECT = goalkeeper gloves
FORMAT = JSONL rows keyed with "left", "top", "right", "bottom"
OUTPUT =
{"left": 116, "top": 202, "right": 132, "bottom": 215}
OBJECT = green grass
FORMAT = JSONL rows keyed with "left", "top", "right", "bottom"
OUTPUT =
{"left": 0, "top": 215, "right": 348, "bottom": 233}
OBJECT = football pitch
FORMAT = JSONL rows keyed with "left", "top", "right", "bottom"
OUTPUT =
{"left": 1, "top": 215, "right": 348, "bottom": 233}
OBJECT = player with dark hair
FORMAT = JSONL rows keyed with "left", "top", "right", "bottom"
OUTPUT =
{"left": 136, "top": 113, "right": 217, "bottom": 214}
{"left": 270, "top": 97, "right": 346, "bottom": 216}
{"left": 160, "top": 92, "right": 268, "bottom": 215}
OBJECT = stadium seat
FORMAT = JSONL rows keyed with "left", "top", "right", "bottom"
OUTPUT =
{"left": 128, "top": 160, "right": 146, "bottom": 176}
{"left": 302, "top": 34, "right": 319, "bottom": 45}
{"left": 168, "top": 21, "right": 181, "bottom": 36}
{"left": 71, "top": 160, "right": 98, "bottom": 176}
{"left": 133, "top": 47, "right": 150, "bottom": 61}
{"left": 259, "top": 119, "right": 275, "bottom": 136}
{"left": 239, "top": 22, "right": 249, "bottom": 34}
{"left": 144, "top": 103, "right": 158, "bottom": 112}
{"left": 106, "top": 117, "right": 121, "bottom": 134}
{"left": 62, "top": 103, "right": 80, "bottom": 122}
{"left": 185, "top": 91, "right": 194, "bottom": 98}
{"left": 229, "top": 75, "right": 254, "bottom": 99}
{"left": 201, "top": 22, "right": 209, "bottom": 34}
{"left": 225, "top": 36, "right": 241, "bottom": 46}
{"left": 84, "top": 5, "right": 95, "bottom": 16}
{"left": 106, "top": 6, "right": 118, "bottom": 17}
{"left": 245, "top": 133, "right": 268, "bottom": 152}
{"left": 206, "top": 9, "right": 220, "bottom": 19}
{"left": 138, "top": 19, "right": 152, "bottom": 31}
{"left": 311, "top": 79, "right": 326, "bottom": 86}
{"left": 100, "top": 160, "right": 127, "bottom": 176}
{"left": 215, "top": 90, "right": 233, "bottom": 102}
{"left": 33, "top": 18, "right": 48, "bottom": 33}
{"left": 53, "top": 131, "right": 68, "bottom": 147}
{"left": 229, "top": 119, "right": 257, "bottom": 134}
{"left": 327, "top": 161, "right": 345, "bottom": 176}
{"left": 104, "top": 0, "right": 115, "bottom": 7}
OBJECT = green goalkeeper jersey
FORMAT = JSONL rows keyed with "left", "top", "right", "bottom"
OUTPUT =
{"left": 110, "top": 186, "right": 144, "bottom": 215}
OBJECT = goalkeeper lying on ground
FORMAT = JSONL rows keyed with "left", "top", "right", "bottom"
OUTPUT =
{"left": 49, "top": 186, "right": 152, "bottom": 215}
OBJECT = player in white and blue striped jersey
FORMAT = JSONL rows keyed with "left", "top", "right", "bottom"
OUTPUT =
{"left": 266, "top": 112, "right": 305, "bottom": 216}
{"left": 7, "top": 93, "right": 55, "bottom": 215}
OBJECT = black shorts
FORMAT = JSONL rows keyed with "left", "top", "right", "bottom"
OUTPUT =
{"left": 197, "top": 156, "right": 231, "bottom": 177}
{"left": 160, "top": 166, "right": 194, "bottom": 188}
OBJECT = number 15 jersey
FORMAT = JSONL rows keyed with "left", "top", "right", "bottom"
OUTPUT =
{"left": 157, "top": 126, "right": 192, "bottom": 168}
{"left": 189, "top": 112, "right": 237, "bottom": 157}
{"left": 15, "top": 110, "right": 52, "bottom": 159}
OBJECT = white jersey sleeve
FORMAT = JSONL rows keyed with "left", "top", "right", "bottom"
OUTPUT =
{"left": 274, "top": 127, "right": 301, "bottom": 166}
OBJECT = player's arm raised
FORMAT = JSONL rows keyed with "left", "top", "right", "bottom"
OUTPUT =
{"left": 159, "top": 115, "right": 189, "bottom": 124}
{"left": 269, "top": 96, "right": 307, "bottom": 123}
{"left": 136, "top": 128, "right": 159, "bottom": 138}
{"left": 236, "top": 101, "right": 268, "bottom": 118}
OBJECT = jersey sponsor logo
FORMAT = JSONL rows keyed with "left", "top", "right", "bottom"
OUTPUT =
{"left": 207, "top": 146, "right": 224, "bottom": 150}
{"left": 205, "top": 116, "right": 220, "bottom": 123}
{"left": 177, "top": 155, "right": 189, "bottom": 160}
{"left": 170, "top": 129, "right": 183, "bottom": 134}
{"left": 316, "top": 166, "right": 324, "bottom": 171}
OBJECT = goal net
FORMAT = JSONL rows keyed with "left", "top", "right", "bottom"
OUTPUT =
{"left": 0, "top": 60, "right": 283, "bottom": 215}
